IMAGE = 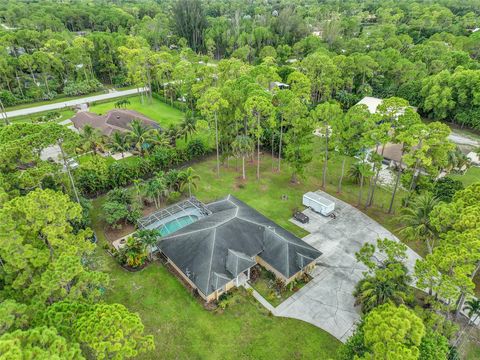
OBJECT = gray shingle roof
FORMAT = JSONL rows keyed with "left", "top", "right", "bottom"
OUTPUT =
{"left": 158, "top": 195, "right": 322, "bottom": 297}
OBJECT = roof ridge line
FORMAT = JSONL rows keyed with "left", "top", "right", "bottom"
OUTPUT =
{"left": 236, "top": 215, "right": 315, "bottom": 252}
{"left": 160, "top": 210, "right": 237, "bottom": 239}
{"left": 205, "top": 228, "right": 217, "bottom": 292}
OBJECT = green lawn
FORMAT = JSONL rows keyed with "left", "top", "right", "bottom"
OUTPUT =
{"left": 451, "top": 166, "right": 480, "bottom": 187}
{"left": 90, "top": 197, "right": 341, "bottom": 360}
{"left": 6, "top": 108, "right": 75, "bottom": 125}
{"left": 90, "top": 95, "right": 184, "bottom": 128}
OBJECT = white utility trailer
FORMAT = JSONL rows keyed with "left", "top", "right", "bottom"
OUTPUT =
{"left": 303, "top": 192, "right": 335, "bottom": 216}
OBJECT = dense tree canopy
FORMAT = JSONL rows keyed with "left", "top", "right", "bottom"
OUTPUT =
{"left": 0, "top": 0, "right": 480, "bottom": 128}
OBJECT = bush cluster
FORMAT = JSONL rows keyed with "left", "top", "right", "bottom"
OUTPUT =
{"left": 75, "top": 139, "right": 208, "bottom": 196}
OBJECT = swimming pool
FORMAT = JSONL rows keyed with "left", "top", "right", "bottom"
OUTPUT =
{"left": 159, "top": 215, "right": 199, "bottom": 236}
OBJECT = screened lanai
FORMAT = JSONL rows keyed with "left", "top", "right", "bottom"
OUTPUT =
{"left": 138, "top": 197, "right": 211, "bottom": 236}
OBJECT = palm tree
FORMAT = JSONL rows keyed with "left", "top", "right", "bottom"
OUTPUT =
{"left": 349, "top": 160, "right": 373, "bottom": 207}
{"left": 180, "top": 114, "right": 197, "bottom": 141}
{"left": 353, "top": 264, "right": 411, "bottom": 313}
{"left": 143, "top": 176, "right": 167, "bottom": 209}
{"left": 464, "top": 298, "right": 480, "bottom": 325}
{"left": 121, "top": 236, "right": 147, "bottom": 268}
{"left": 399, "top": 193, "right": 439, "bottom": 254}
{"left": 109, "top": 131, "right": 128, "bottom": 157}
{"left": 446, "top": 148, "right": 471, "bottom": 174}
{"left": 135, "top": 229, "right": 160, "bottom": 261}
{"left": 150, "top": 130, "right": 170, "bottom": 148}
{"left": 166, "top": 124, "right": 181, "bottom": 147}
{"left": 232, "top": 135, "right": 254, "bottom": 180}
{"left": 80, "top": 124, "right": 103, "bottom": 155}
{"left": 179, "top": 167, "right": 200, "bottom": 197}
{"left": 128, "top": 119, "right": 152, "bottom": 156}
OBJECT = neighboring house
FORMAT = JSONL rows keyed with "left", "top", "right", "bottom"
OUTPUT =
{"left": 269, "top": 81, "right": 290, "bottom": 91}
{"left": 71, "top": 109, "right": 160, "bottom": 136}
{"left": 356, "top": 96, "right": 384, "bottom": 114}
{"left": 357, "top": 97, "right": 418, "bottom": 168}
{"left": 375, "top": 143, "right": 408, "bottom": 169}
{"left": 356, "top": 96, "right": 416, "bottom": 116}
{"left": 467, "top": 151, "right": 480, "bottom": 166}
{"left": 154, "top": 195, "right": 322, "bottom": 302}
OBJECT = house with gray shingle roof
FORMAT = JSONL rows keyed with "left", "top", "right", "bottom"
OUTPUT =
{"left": 157, "top": 195, "right": 322, "bottom": 302}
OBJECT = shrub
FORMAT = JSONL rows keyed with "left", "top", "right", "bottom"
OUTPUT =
{"left": 433, "top": 177, "right": 464, "bottom": 203}
{"left": 64, "top": 79, "right": 103, "bottom": 96}
{"left": 42, "top": 91, "right": 57, "bottom": 100}
{"left": 165, "top": 169, "right": 181, "bottom": 191}
{"left": 102, "top": 188, "right": 141, "bottom": 228}
{"left": 0, "top": 90, "right": 17, "bottom": 107}
{"left": 75, "top": 156, "right": 109, "bottom": 196}
{"left": 187, "top": 138, "right": 207, "bottom": 159}
{"left": 274, "top": 278, "right": 286, "bottom": 294}
{"left": 150, "top": 146, "right": 178, "bottom": 169}
{"left": 167, "top": 191, "right": 181, "bottom": 204}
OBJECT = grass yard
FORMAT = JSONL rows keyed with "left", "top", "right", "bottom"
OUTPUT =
{"left": 90, "top": 198, "right": 341, "bottom": 360}
{"left": 451, "top": 166, "right": 480, "bottom": 187}
{"left": 6, "top": 108, "right": 75, "bottom": 124}
{"left": 90, "top": 95, "right": 184, "bottom": 128}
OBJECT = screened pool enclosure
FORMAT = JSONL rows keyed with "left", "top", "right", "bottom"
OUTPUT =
{"left": 138, "top": 197, "right": 211, "bottom": 236}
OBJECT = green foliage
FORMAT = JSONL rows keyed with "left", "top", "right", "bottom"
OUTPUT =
{"left": 400, "top": 192, "right": 440, "bottom": 254}
{"left": 361, "top": 304, "right": 425, "bottom": 360}
{"left": 63, "top": 79, "right": 103, "bottom": 96}
{"left": 74, "top": 303, "right": 154, "bottom": 360}
{"left": 186, "top": 138, "right": 207, "bottom": 158}
{"left": 0, "top": 300, "right": 29, "bottom": 335}
{"left": 416, "top": 182, "right": 480, "bottom": 315}
{"left": 354, "top": 238, "right": 412, "bottom": 313}
{"left": 102, "top": 188, "right": 140, "bottom": 227}
{"left": 0, "top": 189, "right": 98, "bottom": 303}
{"left": 433, "top": 177, "right": 464, "bottom": 203}
{"left": 0, "top": 327, "right": 84, "bottom": 359}
{"left": 419, "top": 330, "right": 450, "bottom": 360}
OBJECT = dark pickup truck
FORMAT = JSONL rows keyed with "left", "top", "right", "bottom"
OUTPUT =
{"left": 293, "top": 211, "right": 309, "bottom": 224}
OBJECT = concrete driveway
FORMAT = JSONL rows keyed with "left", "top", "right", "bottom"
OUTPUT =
{"left": 274, "top": 191, "right": 421, "bottom": 342}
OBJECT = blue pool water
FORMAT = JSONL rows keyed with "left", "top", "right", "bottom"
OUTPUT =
{"left": 159, "top": 215, "right": 199, "bottom": 236}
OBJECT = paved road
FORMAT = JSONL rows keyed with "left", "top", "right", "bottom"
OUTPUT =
{"left": 1, "top": 87, "right": 148, "bottom": 119}
{"left": 448, "top": 132, "right": 480, "bottom": 147}
{"left": 274, "top": 191, "right": 421, "bottom": 342}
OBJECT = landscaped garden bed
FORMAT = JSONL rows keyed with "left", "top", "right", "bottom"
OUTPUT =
{"left": 249, "top": 265, "right": 311, "bottom": 307}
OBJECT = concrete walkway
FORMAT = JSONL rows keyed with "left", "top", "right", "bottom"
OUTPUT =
{"left": 247, "top": 191, "right": 422, "bottom": 343}
{"left": 243, "top": 283, "right": 276, "bottom": 313}
{"left": 2, "top": 87, "right": 148, "bottom": 119}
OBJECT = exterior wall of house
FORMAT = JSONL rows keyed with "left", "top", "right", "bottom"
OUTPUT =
{"left": 206, "top": 279, "right": 236, "bottom": 302}
{"left": 166, "top": 256, "right": 240, "bottom": 302}
{"left": 166, "top": 257, "right": 208, "bottom": 300}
